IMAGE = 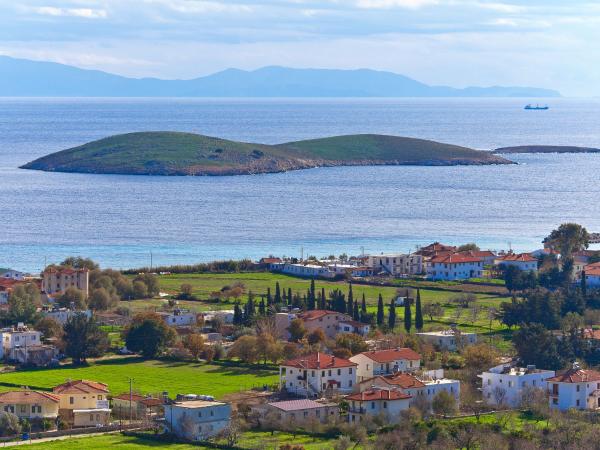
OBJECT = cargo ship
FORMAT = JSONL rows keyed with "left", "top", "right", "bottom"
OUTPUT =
{"left": 524, "top": 104, "right": 549, "bottom": 110}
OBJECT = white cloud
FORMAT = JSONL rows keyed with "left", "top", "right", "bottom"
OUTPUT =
{"left": 356, "top": 0, "right": 439, "bottom": 10}
{"left": 32, "top": 6, "right": 108, "bottom": 19}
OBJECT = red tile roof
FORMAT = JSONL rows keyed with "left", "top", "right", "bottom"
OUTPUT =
{"left": 113, "top": 393, "right": 162, "bottom": 406}
{"left": 420, "top": 242, "right": 456, "bottom": 253}
{"left": 340, "top": 319, "right": 369, "bottom": 328}
{"left": 44, "top": 267, "right": 89, "bottom": 275}
{"left": 268, "top": 399, "right": 332, "bottom": 412}
{"left": 495, "top": 253, "right": 537, "bottom": 263}
{"left": 283, "top": 352, "right": 357, "bottom": 370}
{"left": 361, "top": 373, "right": 426, "bottom": 389}
{"left": 546, "top": 369, "right": 600, "bottom": 383}
{"left": 357, "top": 348, "right": 421, "bottom": 363}
{"left": 0, "top": 390, "right": 59, "bottom": 404}
{"left": 346, "top": 389, "right": 411, "bottom": 401}
{"left": 53, "top": 380, "right": 109, "bottom": 394}
{"left": 260, "top": 258, "right": 282, "bottom": 264}
{"left": 458, "top": 250, "right": 496, "bottom": 258}
{"left": 298, "top": 310, "right": 349, "bottom": 321}
{"left": 430, "top": 254, "right": 482, "bottom": 264}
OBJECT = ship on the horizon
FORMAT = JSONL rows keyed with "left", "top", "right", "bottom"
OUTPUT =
{"left": 524, "top": 104, "right": 549, "bottom": 110}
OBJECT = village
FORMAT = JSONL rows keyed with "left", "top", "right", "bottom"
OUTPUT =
{"left": 0, "top": 223, "right": 599, "bottom": 448}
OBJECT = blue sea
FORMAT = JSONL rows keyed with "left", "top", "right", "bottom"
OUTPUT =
{"left": 2, "top": 97, "right": 600, "bottom": 273}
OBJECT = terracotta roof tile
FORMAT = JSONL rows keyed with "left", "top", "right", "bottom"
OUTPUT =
{"left": 283, "top": 352, "right": 357, "bottom": 370}
{"left": 495, "top": 253, "right": 537, "bottom": 263}
{"left": 268, "top": 399, "right": 332, "bottom": 412}
{"left": 546, "top": 369, "right": 600, "bottom": 383}
{"left": 0, "top": 390, "right": 59, "bottom": 404}
{"left": 356, "top": 348, "right": 421, "bottom": 363}
{"left": 53, "top": 380, "right": 109, "bottom": 394}
{"left": 346, "top": 389, "right": 411, "bottom": 401}
{"left": 361, "top": 373, "right": 426, "bottom": 389}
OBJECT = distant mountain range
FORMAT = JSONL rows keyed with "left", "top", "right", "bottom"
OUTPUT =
{"left": 0, "top": 56, "right": 561, "bottom": 98}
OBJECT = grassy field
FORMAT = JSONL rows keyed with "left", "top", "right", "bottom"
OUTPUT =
{"left": 27, "top": 431, "right": 339, "bottom": 450}
{"left": 0, "top": 357, "right": 278, "bottom": 398}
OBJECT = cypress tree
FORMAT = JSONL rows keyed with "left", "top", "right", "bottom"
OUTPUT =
{"left": 404, "top": 298, "right": 412, "bottom": 333}
{"left": 377, "top": 294, "right": 384, "bottom": 326}
{"left": 353, "top": 302, "right": 360, "bottom": 321}
{"left": 347, "top": 283, "right": 354, "bottom": 317}
{"left": 266, "top": 287, "right": 272, "bottom": 307}
{"left": 321, "top": 288, "right": 326, "bottom": 309}
{"left": 361, "top": 293, "right": 367, "bottom": 323}
{"left": 309, "top": 279, "right": 316, "bottom": 310}
{"left": 259, "top": 297, "right": 266, "bottom": 315}
{"left": 288, "top": 288, "right": 292, "bottom": 306}
{"left": 388, "top": 300, "right": 396, "bottom": 330}
{"left": 274, "top": 282, "right": 281, "bottom": 304}
{"left": 233, "top": 302, "right": 242, "bottom": 325}
{"left": 415, "top": 289, "right": 423, "bottom": 331}
{"left": 581, "top": 270, "right": 587, "bottom": 297}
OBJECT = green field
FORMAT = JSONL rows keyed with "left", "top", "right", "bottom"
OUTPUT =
{"left": 27, "top": 431, "right": 338, "bottom": 450}
{"left": 0, "top": 358, "right": 278, "bottom": 398}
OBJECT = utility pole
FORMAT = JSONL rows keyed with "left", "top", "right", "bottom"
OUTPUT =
{"left": 150, "top": 252, "right": 153, "bottom": 271}
{"left": 128, "top": 377, "right": 134, "bottom": 424}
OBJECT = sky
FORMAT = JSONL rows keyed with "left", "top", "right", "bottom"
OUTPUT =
{"left": 1, "top": 0, "right": 599, "bottom": 96}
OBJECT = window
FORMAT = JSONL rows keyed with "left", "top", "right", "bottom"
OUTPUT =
{"left": 20, "top": 406, "right": 26, "bottom": 413}
{"left": 210, "top": 410, "right": 214, "bottom": 416}
{"left": 70, "top": 397, "right": 74, "bottom": 405}
{"left": 383, "top": 402, "right": 387, "bottom": 409}
{"left": 349, "top": 380, "right": 353, "bottom": 387}
{"left": 577, "top": 385, "right": 580, "bottom": 392}
{"left": 328, "top": 370, "right": 331, "bottom": 376}
{"left": 90, "top": 414, "right": 94, "bottom": 421}
{"left": 349, "top": 368, "right": 352, "bottom": 374}
{"left": 371, "top": 402, "right": 375, "bottom": 409}
{"left": 576, "top": 399, "right": 580, "bottom": 407}
{"left": 337, "top": 369, "right": 341, "bottom": 376}
{"left": 98, "top": 395, "right": 103, "bottom": 400}
{"left": 304, "top": 411, "right": 308, "bottom": 417}
{"left": 198, "top": 411, "right": 202, "bottom": 417}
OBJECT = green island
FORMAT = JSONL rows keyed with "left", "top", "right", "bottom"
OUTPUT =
{"left": 20, "top": 131, "right": 513, "bottom": 176}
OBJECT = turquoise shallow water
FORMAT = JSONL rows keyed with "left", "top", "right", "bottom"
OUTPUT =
{"left": 1, "top": 97, "right": 600, "bottom": 272}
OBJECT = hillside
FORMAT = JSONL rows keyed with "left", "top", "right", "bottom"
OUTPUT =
{"left": 0, "top": 56, "right": 561, "bottom": 98}
{"left": 21, "top": 132, "right": 514, "bottom": 176}
{"left": 494, "top": 145, "right": 600, "bottom": 154}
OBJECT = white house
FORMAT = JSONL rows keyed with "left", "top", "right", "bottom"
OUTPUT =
{"left": 157, "top": 309, "right": 197, "bottom": 327}
{"left": 367, "top": 254, "right": 424, "bottom": 276}
{"left": 164, "top": 399, "right": 231, "bottom": 441}
{"left": 416, "top": 329, "right": 477, "bottom": 351}
{"left": 427, "top": 254, "right": 483, "bottom": 281}
{"left": 1, "top": 324, "right": 42, "bottom": 360}
{"left": 280, "top": 352, "right": 357, "bottom": 397}
{"left": 255, "top": 399, "right": 339, "bottom": 425}
{"left": 546, "top": 362, "right": 600, "bottom": 411}
{"left": 338, "top": 320, "right": 370, "bottom": 336}
{"left": 0, "top": 270, "right": 27, "bottom": 280}
{"left": 42, "top": 307, "right": 92, "bottom": 325}
{"left": 271, "top": 263, "right": 336, "bottom": 279}
{"left": 494, "top": 253, "right": 538, "bottom": 272}
{"left": 327, "top": 264, "right": 373, "bottom": 278}
{"left": 201, "top": 310, "right": 235, "bottom": 325}
{"left": 480, "top": 364, "right": 555, "bottom": 408}
{"left": 346, "top": 389, "right": 412, "bottom": 424}
{"left": 350, "top": 348, "right": 421, "bottom": 382}
{"left": 457, "top": 250, "right": 497, "bottom": 266}
{"left": 0, "top": 391, "right": 60, "bottom": 421}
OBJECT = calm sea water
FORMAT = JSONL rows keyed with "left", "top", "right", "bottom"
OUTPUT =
{"left": 2, "top": 97, "right": 600, "bottom": 272}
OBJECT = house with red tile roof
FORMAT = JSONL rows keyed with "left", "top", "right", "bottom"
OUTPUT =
{"left": 279, "top": 352, "right": 357, "bottom": 397}
{"left": 255, "top": 399, "right": 338, "bottom": 425}
{"left": 112, "top": 393, "right": 163, "bottom": 419}
{"left": 350, "top": 348, "right": 421, "bottom": 382}
{"left": 416, "top": 242, "right": 457, "bottom": 258}
{"left": 494, "top": 253, "right": 538, "bottom": 272}
{"left": 547, "top": 362, "right": 600, "bottom": 410}
{"left": 339, "top": 319, "right": 370, "bottom": 336}
{"left": 274, "top": 309, "right": 354, "bottom": 340}
{"left": 346, "top": 389, "right": 411, "bottom": 424}
{"left": 52, "top": 380, "right": 110, "bottom": 427}
{"left": 582, "top": 262, "right": 600, "bottom": 289}
{"left": 358, "top": 370, "right": 460, "bottom": 409}
{"left": 42, "top": 266, "right": 89, "bottom": 297}
{"left": 457, "top": 250, "right": 497, "bottom": 266}
{"left": 0, "top": 390, "right": 60, "bottom": 421}
{"left": 427, "top": 253, "right": 484, "bottom": 280}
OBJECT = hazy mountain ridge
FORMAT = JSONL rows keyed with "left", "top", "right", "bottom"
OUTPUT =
{"left": 0, "top": 56, "right": 560, "bottom": 97}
